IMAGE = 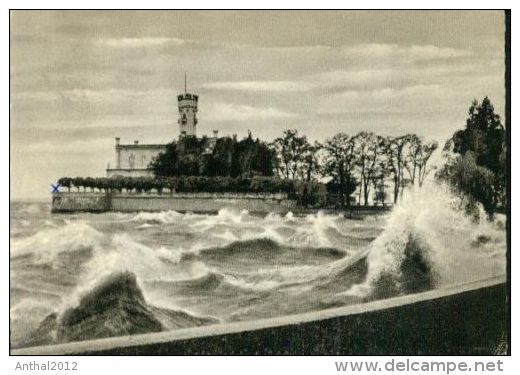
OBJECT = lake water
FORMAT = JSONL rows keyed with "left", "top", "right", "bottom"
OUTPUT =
{"left": 10, "top": 184, "right": 506, "bottom": 348}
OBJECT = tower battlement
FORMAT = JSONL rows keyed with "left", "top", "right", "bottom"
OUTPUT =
{"left": 177, "top": 93, "right": 198, "bottom": 102}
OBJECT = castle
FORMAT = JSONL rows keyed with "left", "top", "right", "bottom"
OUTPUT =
{"left": 106, "top": 76, "right": 218, "bottom": 178}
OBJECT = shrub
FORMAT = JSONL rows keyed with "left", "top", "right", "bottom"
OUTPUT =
{"left": 56, "top": 176, "right": 298, "bottom": 195}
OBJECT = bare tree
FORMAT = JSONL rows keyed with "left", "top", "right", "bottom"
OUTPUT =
{"left": 353, "top": 132, "right": 384, "bottom": 205}
{"left": 404, "top": 135, "right": 439, "bottom": 187}
{"left": 300, "top": 140, "right": 322, "bottom": 182}
{"left": 323, "top": 133, "right": 357, "bottom": 207}
{"left": 272, "top": 130, "right": 309, "bottom": 181}
{"left": 383, "top": 136, "right": 409, "bottom": 203}
{"left": 417, "top": 141, "right": 439, "bottom": 186}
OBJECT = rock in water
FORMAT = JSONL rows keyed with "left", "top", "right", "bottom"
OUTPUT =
{"left": 22, "top": 272, "right": 162, "bottom": 346}
{"left": 150, "top": 306, "right": 218, "bottom": 330}
{"left": 58, "top": 271, "right": 164, "bottom": 343}
{"left": 18, "top": 271, "right": 219, "bottom": 348}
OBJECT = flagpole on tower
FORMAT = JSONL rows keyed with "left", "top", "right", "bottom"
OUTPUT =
{"left": 184, "top": 72, "right": 187, "bottom": 94}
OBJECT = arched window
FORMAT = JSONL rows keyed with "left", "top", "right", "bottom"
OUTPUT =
{"left": 129, "top": 154, "right": 135, "bottom": 169}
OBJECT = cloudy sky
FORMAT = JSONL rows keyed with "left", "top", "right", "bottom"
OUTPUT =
{"left": 10, "top": 10, "right": 505, "bottom": 199}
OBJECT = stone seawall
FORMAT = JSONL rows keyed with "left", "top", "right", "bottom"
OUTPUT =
{"left": 51, "top": 193, "right": 111, "bottom": 213}
{"left": 12, "top": 276, "right": 507, "bottom": 355}
{"left": 51, "top": 192, "right": 296, "bottom": 214}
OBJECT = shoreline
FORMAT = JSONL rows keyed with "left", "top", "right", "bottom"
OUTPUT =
{"left": 50, "top": 191, "right": 392, "bottom": 215}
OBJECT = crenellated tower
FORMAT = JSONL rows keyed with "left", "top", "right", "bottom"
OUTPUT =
{"left": 177, "top": 73, "right": 198, "bottom": 138}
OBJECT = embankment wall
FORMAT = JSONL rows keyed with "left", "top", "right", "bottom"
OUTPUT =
{"left": 51, "top": 193, "right": 110, "bottom": 213}
{"left": 51, "top": 192, "right": 296, "bottom": 214}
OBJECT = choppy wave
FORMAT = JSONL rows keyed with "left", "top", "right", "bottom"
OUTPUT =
{"left": 14, "top": 272, "right": 218, "bottom": 348}
{"left": 131, "top": 210, "right": 184, "bottom": 224}
{"left": 10, "top": 184, "right": 506, "bottom": 348}
{"left": 10, "top": 222, "right": 104, "bottom": 265}
{"left": 128, "top": 208, "right": 376, "bottom": 251}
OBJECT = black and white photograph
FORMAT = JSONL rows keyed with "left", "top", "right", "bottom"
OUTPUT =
{"left": 9, "top": 9, "right": 509, "bottom": 357}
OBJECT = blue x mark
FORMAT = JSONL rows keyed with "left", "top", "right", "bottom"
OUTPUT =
{"left": 51, "top": 183, "right": 60, "bottom": 194}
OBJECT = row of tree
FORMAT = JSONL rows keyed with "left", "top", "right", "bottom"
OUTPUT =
{"left": 271, "top": 130, "right": 438, "bottom": 207}
{"left": 149, "top": 130, "right": 439, "bottom": 207}
{"left": 57, "top": 176, "right": 297, "bottom": 195}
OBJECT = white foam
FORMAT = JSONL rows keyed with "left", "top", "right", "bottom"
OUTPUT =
{"left": 10, "top": 222, "right": 105, "bottom": 265}
{"left": 344, "top": 182, "right": 507, "bottom": 296}
{"left": 131, "top": 210, "right": 183, "bottom": 224}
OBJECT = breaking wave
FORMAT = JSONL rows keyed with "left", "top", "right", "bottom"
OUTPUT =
{"left": 341, "top": 183, "right": 506, "bottom": 297}
{"left": 10, "top": 183, "right": 506, "bottom": 348}
{"left": 15, "top": 272, "right": 218, "bottom": 348}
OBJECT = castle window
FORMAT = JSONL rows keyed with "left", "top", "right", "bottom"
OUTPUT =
{"left": 129, "top": 154, "right": 135, "bottom": 169}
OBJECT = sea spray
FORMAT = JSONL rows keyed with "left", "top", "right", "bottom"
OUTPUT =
{"left": 344, "top": 182, "right": 506, "bottom": 297}
{"left": 58, "top": 233, "right": 212, "bottom": 314}
{"left": 11, "top": 195, "right": 504, "bottom": 349}
{"left": 10, "top": 222, "right": 105, "bottom": 265}
{"left": 131, "top": 210, "right": 183, "bottom": 224}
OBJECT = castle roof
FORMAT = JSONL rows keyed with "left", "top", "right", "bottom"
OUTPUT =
{"left": 116, "top": 144, "right": 167, "bottom": 149}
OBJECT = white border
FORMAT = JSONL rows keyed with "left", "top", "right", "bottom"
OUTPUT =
{"left": 3, "top": 3, "right": 516, "bottom": 374}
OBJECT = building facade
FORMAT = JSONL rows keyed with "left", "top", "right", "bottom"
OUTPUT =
{"left": 106, "top": 139, "right": 166, "bottom": 178}
{"left": 107, "top": 81, "right": 217, "bottom": 178}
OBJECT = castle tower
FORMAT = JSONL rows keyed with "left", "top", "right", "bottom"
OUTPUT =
{"left": 177, "top": 73, "right": 198, "bottom": 138}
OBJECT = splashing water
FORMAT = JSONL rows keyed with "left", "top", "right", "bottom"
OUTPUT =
{"left": 344, "top": 182, "right": 506, "bottom": 297}
{"left": 9, "top": 184, "right": 506, "bottom": 348}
